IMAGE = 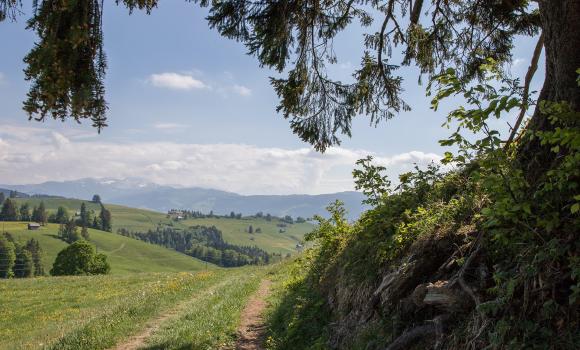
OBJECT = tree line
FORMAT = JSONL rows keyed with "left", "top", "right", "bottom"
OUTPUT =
{"left": 117, "top": 225, "right": 278, "bottom": 267}
{"left": 168, "top": 208, "right": 307, "bottom": 224}
{"left": 0, "top": 233, "right": 43, "bottom": 278}
{"left": 0, "top": 198, "right": 112, "bottom": 233}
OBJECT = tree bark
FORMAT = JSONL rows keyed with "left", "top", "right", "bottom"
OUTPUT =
{"left": 519, "top": 0, "right": 580, "bottom": 179}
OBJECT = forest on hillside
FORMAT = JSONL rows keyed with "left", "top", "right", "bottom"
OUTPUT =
{"left": 117, "top": 225, "right": 276, "bottom": 267}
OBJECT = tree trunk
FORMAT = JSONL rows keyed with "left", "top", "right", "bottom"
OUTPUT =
{"left": 519, "top": 0, "right": 580, "bottom": 179}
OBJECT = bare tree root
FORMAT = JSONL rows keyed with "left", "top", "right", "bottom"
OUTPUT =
{"left": 384, "top": 324, "right": 437, "bottom": 350}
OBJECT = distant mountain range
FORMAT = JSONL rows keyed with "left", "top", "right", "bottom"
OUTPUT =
{"left": 0, "top": 178, "right": 368, "bottom": 220}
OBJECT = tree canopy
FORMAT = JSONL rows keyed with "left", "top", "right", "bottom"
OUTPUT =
{"left": 4, "top": 1, "right": 576, "bottom": 151}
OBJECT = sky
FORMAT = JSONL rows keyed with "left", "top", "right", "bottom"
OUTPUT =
{"left": 0, "top": 2, "right": 544, "bottom": 195}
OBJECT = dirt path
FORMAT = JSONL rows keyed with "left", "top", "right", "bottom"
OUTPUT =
{"left": 235, "top": 279, "right": 272, "bottom": 350}
{"left": 109, "top": 280, "right": 227, "bottom": 350}
{"left": 107, "top": 242, "right": 126, "bottom": 255}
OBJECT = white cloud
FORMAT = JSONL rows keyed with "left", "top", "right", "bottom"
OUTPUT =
{"left": 512, "top": 58, "right": 526, "bottom": 68}
{"left": 232, "top": 85, "right": 252, "bottom": 97}
{"left": 148, "top": 72, "right": 207, "bottom": 90}
{"left": 153, "top": 123, "right": 189, "bottom": 130}
{"left": 0, "top": 125, "right": 443, "bottom": 195}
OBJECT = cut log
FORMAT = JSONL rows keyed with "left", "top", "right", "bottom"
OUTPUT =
{"left": 411, "top": 280, "right": 469, "bottom": 312}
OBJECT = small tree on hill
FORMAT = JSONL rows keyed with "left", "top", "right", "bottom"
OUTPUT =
{"left": 91, "top": 194, "right": 101, "bottom": 203}
{"left": 55, "top": 206, "right": 69, "bottom": 224}
{"left": 0, "top": 236, "right": 16, "bottom": 278}
{"left": 9, "top": 190, "right": 17, "bottom": 199}
{"left": 25, "top": 238, "right": 44, "bottom": 276}
{"left": 92, "top": 216, "right": 99, "bottom": 229}
{"left": 0, "top": 193, "right": 5, "bottom": 205}
{"left": 248, "top": 225, "right": 253, "bottom": 234}
{"left": 59, "top": 219, "right": 81, "bottom": 243}
{"left": 19, "top": 203, "right": 31, "bottom": 221}
{"left": 32, "top": 202, "right": 47, "bottom": 225}
{"left": 13, "top": 246, "right": 33, "bottom": 278}
{"left": 0, "top": 198, "right": 19, "bottom": 221}
{"left": 50, "top": 240, "right": 110, "bottom": 276}
{"left": 99, "top": 205, "right": 112, "bottom": 232}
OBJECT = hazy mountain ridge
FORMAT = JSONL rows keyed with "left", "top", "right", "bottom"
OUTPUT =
{"left": 1, "top": 178, "right": 367, "bottom": 219}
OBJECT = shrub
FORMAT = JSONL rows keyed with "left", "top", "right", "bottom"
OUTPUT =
{"left": 51, "top": 240, "right": 110, "bottom": 276}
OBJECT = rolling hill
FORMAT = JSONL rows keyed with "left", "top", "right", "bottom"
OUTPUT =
{"left": 1, "top": 222, "right": 213, "bottom": 274}
{"left": 2, "top": 178, "right": 368, "bottom": 220}
{"left": 12, "top": 197, "right": 314, "bottom": 254}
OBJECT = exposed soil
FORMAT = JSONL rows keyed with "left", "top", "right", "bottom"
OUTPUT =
{"left": 235, "top": 279, "right": 272, "bottom": 350}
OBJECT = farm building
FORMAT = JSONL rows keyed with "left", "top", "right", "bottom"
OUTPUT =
{"left": 28, "top": 223, "right": 41, "bottom": 230}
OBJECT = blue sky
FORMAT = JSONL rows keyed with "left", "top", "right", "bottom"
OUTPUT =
{"left": 0, "top": 2, "right": 544, "bottom": 194}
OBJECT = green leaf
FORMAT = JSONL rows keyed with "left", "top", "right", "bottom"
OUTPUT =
{"left": 571, "top": 203, "right": 580, "bottom": 214}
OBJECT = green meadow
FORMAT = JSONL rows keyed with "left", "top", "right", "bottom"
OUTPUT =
{"left": 1, "top": 222, "right": 211, "bottom": 274}
{"left": 13, "top": 197, "right": 314, "bottom": 254}
{"left": 0, "top": 267, "right": 268, "bottom": 350}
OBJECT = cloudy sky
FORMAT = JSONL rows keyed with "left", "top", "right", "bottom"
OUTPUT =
{"left": 0, "top": 2, "right": 544, "bottom": 194}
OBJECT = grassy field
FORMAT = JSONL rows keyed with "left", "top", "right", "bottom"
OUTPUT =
{"left": 0, "top": 267, "right": 268, "bottom": 350}
{"left": 1, "top": 222, "right": 211, "bottom": 274}
{"left": 180, "top": 216, "right": 311, "bottom": 254}
{"left": 14, "top": 197, "right": 314, "bottom": 254}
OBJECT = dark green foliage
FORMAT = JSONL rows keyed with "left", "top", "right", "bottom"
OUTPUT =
{"left": 200, "top": 0, "right": 539, "bottom": 151}
{"left": 271, "top": 67, "right": 580, "bottom": 349}
{"left": 0, "top": 192, "right": 4, "bottom": 205}
{"left": 54, "top": 206, "right": 69, "bottom": 224}
{"left": 0, "top": 198, "right": 19, "bottom": 221}
{"left": 23, "top": 0, "right": 108, "bottom": 129}
{"left": 24, "top": 238, "right": 44, "bottom": 276}
{"left": 99, "top": 205, "right": 112, "bottom": 232}
{"left": 79, "top": 203, "right": 89, "bottom": 227}
{"left": 91, "top": 194, "right": 101, "bottom": 203}
{"left": 13, "top": 246, "right": 33, "bottom": 278}
{"left": 50, "top": 240, "right": 110, "bottom": 276}
{"left": 18, "top": 203, "right": 31, "bottom": 221}
{"left": 32, "top": 201, "right": 47, "bottom": 224}
{"left": 58, "top": 219, "right": 81, "bottom": 244}
{"left": 117, "top": 225, "right": 273, "bottom": 267}
{"left": 0, "top": 236, "right": 16, "bottom": 278}
{"left": 266, "top": 262, "right": 331, "bottom": 350}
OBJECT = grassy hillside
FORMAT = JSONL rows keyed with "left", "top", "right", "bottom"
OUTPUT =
{"left": 180, "top": 217, "right": 311, "bottom": 254}
{"left": 13, "top": 197, "right": 314, "bottom": 254}
{"left": 0, "top": 267, "right": 267, "bottom": 350}
{"left": 1, "top": 222, "right": 211, "bottom": 274}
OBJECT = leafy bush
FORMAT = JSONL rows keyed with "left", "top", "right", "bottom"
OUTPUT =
{"left": 51, "top": 240, "right": 110, "bottom": 276}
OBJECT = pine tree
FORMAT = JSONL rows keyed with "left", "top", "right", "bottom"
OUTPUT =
{"left": 0, "top": 198, "right": 19, "bottom": 221}
{"left": 25, "top": 238, "right": 44, "bottom": 276}
{"left": 99, "top": 205, "right": 112, "bottom": 232}
{"left": 32, "top": 202, "right": 47, "bottom": 225}
{"left": 0, "top": 236, "right": 16, "bottom": 278}
{"left": 19, "top": 203, "right": 31, "bottom": 221}
{"left": 0, "top": 192, "right": 5, "bottom": 205}
{"left": 79, "top": 203, "right": 89, "bottom": 227}
{"left": 13, "top": 245, "right": 33, "bottom": 278}
{"left": 55, "top": 206, "right": 69, "bottom": 224}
